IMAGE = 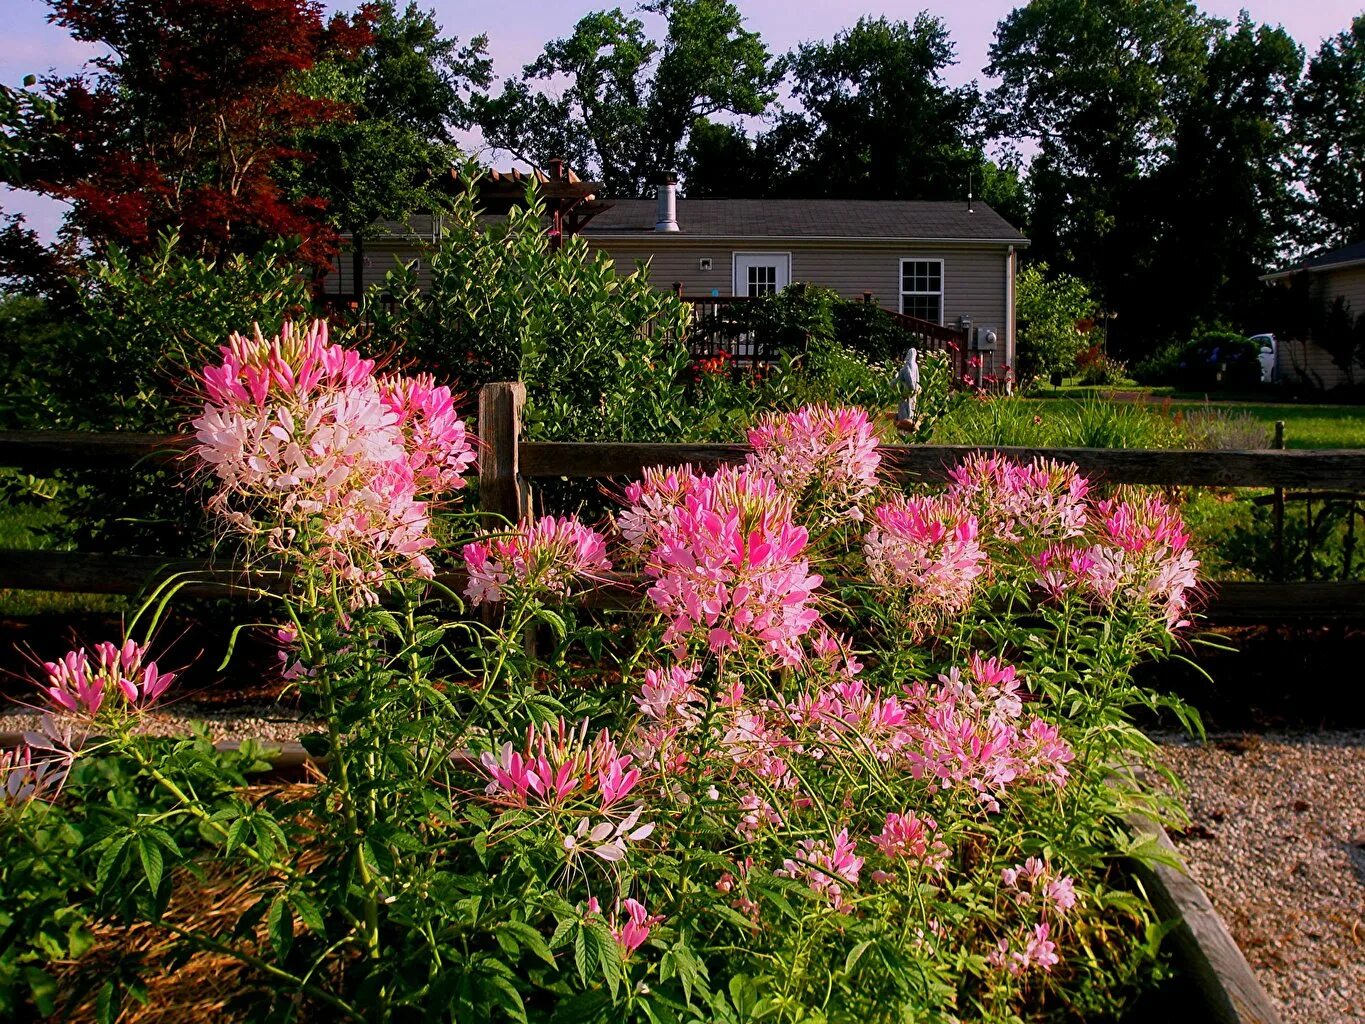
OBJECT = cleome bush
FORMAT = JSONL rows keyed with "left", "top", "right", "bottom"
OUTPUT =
{"left": 1, "top": 322, "right": 1201, "bottom": 1023}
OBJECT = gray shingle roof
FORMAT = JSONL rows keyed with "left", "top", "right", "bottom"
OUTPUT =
{"left": 582, "top": 199, "right": 1027, "bottom": 242}
{"left": 1264, "top": 239, "right": 1365, "bottom": 278}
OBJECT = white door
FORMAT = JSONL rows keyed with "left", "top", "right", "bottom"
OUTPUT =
{"left": 733, "top": 252, "right": 791, "bottom": 296}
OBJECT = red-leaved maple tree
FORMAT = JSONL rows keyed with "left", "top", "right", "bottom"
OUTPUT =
{"left": 28, "top": 0, "right": 376, "bottom": 268}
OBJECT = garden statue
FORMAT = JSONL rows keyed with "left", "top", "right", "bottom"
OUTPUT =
{"left": 897, "top": 346, "right": 920, "bottom": 422}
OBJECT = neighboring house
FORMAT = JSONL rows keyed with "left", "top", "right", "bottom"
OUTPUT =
{"left": 1262, "top": 240, "right": 1365, "bottom": 389}
{"left": 321, "top": 172, "right": 1030, "bottom": 371}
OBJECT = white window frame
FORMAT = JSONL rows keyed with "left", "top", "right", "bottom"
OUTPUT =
{"left": 732, "top": 251, "right": 792, "bottom": 297}
{"left": 898, "top": 258, "right": 945, "bottom": 325}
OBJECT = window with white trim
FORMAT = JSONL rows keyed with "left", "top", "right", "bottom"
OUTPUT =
{"left": 899, "top": 259, "right": 943, "bottom": 323}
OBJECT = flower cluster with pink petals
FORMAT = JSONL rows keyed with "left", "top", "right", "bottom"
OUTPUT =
{"left": 634, "top": 465, "right": 824, "bottom": 665}
{"left": 746, "top": 404, "right": 881, "bottom": 522}
{"left": 192, "top": 320, "right": 476, "bottom": 602}
{"left": 948, "top": 453, "right": 1089, "bottom": 543}
{"left": 478, "top": 717, "right": 643, "bottom": 814}
{"left": 863, "top": 493, "right": 985, "bottom": 631}
{"left": 462, "top": 515, "right": 611, "bottom": 606}
{"left": 776, "top": 828, "right": 865, "bottom": 911}
{"left": 41, "top": 640, "right": 175, "bottom": 718}
{"left": 1028, "top": 493, "right": 1199, "bottom": 627}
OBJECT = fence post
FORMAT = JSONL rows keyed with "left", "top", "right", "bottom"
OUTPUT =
{"left": 1272, "top": 421, "right": 1285, "bottom": 582}
{"left": 478, "top": 382, "right": 526, "bottom": 527}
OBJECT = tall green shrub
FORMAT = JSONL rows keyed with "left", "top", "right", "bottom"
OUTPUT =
{"left": 1015, "top": 263, "right": 1096, "bottom": 377}
{"left": 362, "top": 178, "right": 694, "bottom": 442}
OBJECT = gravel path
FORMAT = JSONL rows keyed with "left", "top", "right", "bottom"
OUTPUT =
{"left": 1158, "top": 732, "right": 1365, "bottom": 1024}
{"left": 0, "top": 701, "right": 318, "bottom": 744}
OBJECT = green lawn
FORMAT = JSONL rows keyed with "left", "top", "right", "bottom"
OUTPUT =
{"left": 1020, "top": 395, "right": 1365, "bottom": 449}
{"left": 0, "top": 495, "right": 129, "bottom": 615}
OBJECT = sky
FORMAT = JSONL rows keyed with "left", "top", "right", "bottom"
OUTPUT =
{"left": 2, "top": 0, "right": 1360, "bottom": 239}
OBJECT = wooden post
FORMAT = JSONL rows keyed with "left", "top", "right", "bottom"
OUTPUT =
{"left": 1272, "top": 421, "right": 1285, "bottom": 582}
{"left": 478, "top": 382, "right": 526, "bottom": 527}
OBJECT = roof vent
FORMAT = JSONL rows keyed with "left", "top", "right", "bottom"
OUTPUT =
{"left": 655, "top": 172, "right": 679, "bottom": 232}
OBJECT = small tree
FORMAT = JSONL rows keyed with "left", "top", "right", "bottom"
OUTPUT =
{"left": 1015, "top": 262, "right": 1097, "bottom": 377}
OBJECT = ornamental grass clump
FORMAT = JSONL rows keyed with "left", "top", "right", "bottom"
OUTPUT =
{"left": 1, "top": 331, "right": 1203, "bottom": 1023}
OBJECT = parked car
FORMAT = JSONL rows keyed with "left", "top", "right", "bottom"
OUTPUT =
{"left": 1249, "top": 333, "right": 1277, "bottom": 383}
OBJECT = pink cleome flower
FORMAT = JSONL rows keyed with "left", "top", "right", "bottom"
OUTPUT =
{"left": 746, "top": 404, "right": 881, "bottom": 521}
{"left": 777, "top": 828, "right": 865, "bottom": 910}
{"left": 379, "top": 373, "right": 477, "bottom": 494}
{"left": 1033, "top": 493, "right": 1199, "bottom": 628}
{"left": 863, "top": 493, "right": 984, "bottom": 627}
{"left": 947, "top": 454, "right": 1088, "bottom": 544}
{"left": 478, "top": 717, "right": 641, "bottom": 813}
{"left": 639, "top": 466, "right": 824, "bottom": 666}
{"left": 41, "top": 640, "right": 175, "bottom": 718}
{"left": 462, "top": 515, "right": 611, "bottom": 606}
{"left": 872, "top": 812, "right": 948, "bottom": 869}
{"left": 192, "top": 320, "right": 475, "bottom": 601}
{"left": 612, "top": 898, "right": 664, "bottom": 957}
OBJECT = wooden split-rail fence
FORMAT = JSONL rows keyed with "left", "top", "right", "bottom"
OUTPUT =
{"left": 2, "top": 381, "right": 1365, "bottom": 623}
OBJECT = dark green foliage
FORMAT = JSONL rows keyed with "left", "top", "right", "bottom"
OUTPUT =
{"left": 358, "top": 175, "right": 694, "bottom": 443}
{"left": 1169, "top": 332, "right": 1262, "bottom": 392}
{"left": 988, "top": 1, "right": 1304, "bottom": 356}
{"left": 1296, "top": 15, "right": 1365, "bottom": 248}
{"left": 281, "top": 2, "right": 493, "bottom": 237}
{"left": 476, "top": 0, "right": 778, "bottom": 196}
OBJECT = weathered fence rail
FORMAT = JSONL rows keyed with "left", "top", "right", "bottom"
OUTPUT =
{"left": 3, "top": 381, "right": 1365, "bottom": 623}
{"left": 5, "top": 431, "right": 1365, "bottom": 490}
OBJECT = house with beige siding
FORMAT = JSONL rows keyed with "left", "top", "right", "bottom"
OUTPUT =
{"left": 322, "top": 175, "right": 1029, "bottom": 370}
{"left": 1263, "top": 240, "right": 1365, "bottom": 389}
{"left": 577, "top": 189, "right": 1028, "bottom": 369}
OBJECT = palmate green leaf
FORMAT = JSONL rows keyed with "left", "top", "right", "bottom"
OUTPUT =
{"left": 483, "top": 972, "right": 527, "bottom": 1023}
{"left": 842, "top": 940, "right": 873, "bottom": 975}
{"left": 267, "top": 894, "right": 293, "bottom": 958}
{"left": 288, "top": 891, "right": 325, "bottom": 935}
{"left": 585, "top": 921, "right": 623, "bottom": 999}
{"left": 572, "top": 923, "right": 595, "bottom": 986}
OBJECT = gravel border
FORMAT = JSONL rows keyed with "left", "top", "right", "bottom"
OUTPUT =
{"left": 1158, "top": 731, "right": 1365, "bottom": 1024}
{"left": 0, "top": 701, "right": 318, "bottom": 744}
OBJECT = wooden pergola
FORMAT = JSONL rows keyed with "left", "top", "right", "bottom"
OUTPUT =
{"left": 439, "top": 158, "right": 612, "bottom": 246}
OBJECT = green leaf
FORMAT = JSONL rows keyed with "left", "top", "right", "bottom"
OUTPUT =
{"left": 288, "top": 891, "right": 325, "bottom": 935}
{"left": 499, "top": 920, "right": 556, "bottom": 968}
{"left": 138, "top": 835, "right": 164, "bottom": 893}
{"left": 95, "top": 834, "right": 132, "bottom": 894}
{"left": 267, "top": 895, "right": 293, "bottom": 958}
{"left": 25, "top": 967, "right": 57, "bottom": 1016}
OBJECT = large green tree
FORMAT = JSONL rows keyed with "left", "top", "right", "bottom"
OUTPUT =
{"left": 684, "top": 16, "right": 1022, "bottom": 219}
{"left": 988, "top": 0, "right": 1279, "bottom": 351}
{"left": 283, "top": 1, "right": 493, "bottom": 238}
{"left": 1296, "top": 14, "right": 1365, "bottom": 248}
{"left": 765, "top": 17, "right": 993, "bottom": 203}
{"left": 476, "top": 0, "right": 778, "bottom": 195}
{"left": 1146, "top": 15, "right": 1303, "bottom": 338}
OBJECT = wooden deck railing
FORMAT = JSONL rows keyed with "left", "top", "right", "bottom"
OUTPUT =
{"left": 676, "top": 290, "right": 971, "bottom": 377}
{"left": 3, "top": 381, "right": 1365, "bottom": 622}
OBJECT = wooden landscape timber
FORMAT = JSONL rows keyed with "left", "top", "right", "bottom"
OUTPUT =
{"left": 1126, "top": 811, "right": 1285, "bottom": 1024}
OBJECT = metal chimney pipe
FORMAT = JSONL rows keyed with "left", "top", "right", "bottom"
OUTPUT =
{"left": 655, "top": 172, "right": 679, "bottom": 232}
